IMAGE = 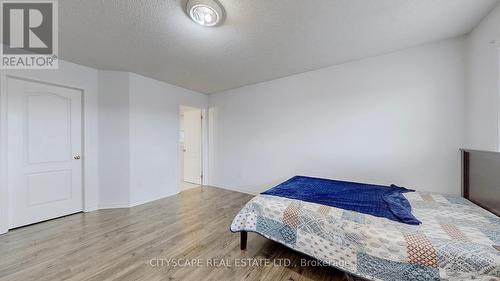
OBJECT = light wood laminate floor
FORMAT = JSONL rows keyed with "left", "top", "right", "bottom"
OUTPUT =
{"left": 0, "top": 187, "right": 350, "bottom": 281}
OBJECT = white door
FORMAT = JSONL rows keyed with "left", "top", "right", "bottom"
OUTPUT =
{"left": 183, "top": 108, "right": 202, "bottom": 184}
{"left": 7, "top": 78, "right": 83, "bottom": 228}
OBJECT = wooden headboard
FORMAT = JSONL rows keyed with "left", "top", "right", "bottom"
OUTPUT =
{"left": 461, "top": 149, "right": 500, "bottom": 216}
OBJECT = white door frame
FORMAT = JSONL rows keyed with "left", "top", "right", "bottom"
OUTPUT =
{"left": 201, "top": 107, "right": 209, "bottom": 186}
{"left": 497, "top": 44, "right": 500, "bottom": 151}
{"left": 178, "top": 105, "right": 209, "bottom": 192}
{"left": 0, "top": 75, "right": 89, "bottom": 234}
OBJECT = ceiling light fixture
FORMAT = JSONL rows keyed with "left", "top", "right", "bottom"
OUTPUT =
{"left": 186, "top": 0, "right": 224, "bottom": 27}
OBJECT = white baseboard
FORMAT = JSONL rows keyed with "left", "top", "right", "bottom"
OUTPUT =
{"left": 98, "top": 192, "right": 180, "bottom": 210}
{"left": 0, "top": 193, "right": 180, "bottom": 235}
{"left": 129, "top": 192, "right": 179, "bottom": 207}
{"left": 83, "top": 206, "right": 98, "bottom": 212}
{"left": 97, "top": 202, "right": 131, "bottom": 209}
{"left": 210, "top": 184, "right": 258, "bottom": 196}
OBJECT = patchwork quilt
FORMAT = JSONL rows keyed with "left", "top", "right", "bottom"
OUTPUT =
{"left": 230, "top": 192, "right": 500, "bottom": 281}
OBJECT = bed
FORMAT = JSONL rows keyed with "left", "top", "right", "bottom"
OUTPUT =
{"left": 230, "top": 149, "right": 500, "bottom": 281}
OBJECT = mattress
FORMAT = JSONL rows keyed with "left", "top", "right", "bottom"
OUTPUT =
{"left": 230, "top": 191, "right": 500, "bottom": 281}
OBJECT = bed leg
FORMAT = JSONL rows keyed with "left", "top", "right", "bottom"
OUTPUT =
{"left": 240, "top": 231, "right": 247, "bottom": 250}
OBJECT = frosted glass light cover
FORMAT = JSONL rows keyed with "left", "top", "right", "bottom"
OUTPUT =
{"left": 189, "top": 5, "right": 219, "bottom": 26}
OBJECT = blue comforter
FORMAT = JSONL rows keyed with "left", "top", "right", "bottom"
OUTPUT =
{"left": 261, "top": 176, "right": 421, "bottom": 225}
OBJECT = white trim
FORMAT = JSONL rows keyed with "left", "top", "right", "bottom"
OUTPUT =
{"left": 97, "top": 203, "right": 131, "bottom": 209}
{"left": 497, "top": 45, "right": 500, "bottom": 152}
{"left": 0, "top": 73, "right": 8, "bottom": 234}
{"left": 99, "top": 191, "right": 180, "bottom": 209}
{"left": 129, "top": 191, "right": 179, "bottom": 207}
{"left": 178, "top": 105, "right": 209, "bottom": 193}
{"left": 211, "top": 184, "right": 258, "bottom": 196}
{"left": 201, "top": 107, "right": 209, "bottom": 186}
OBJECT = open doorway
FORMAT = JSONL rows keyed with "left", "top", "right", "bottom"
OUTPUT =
{"left": 179, "top": 105, "right": 203, "bottom": 191}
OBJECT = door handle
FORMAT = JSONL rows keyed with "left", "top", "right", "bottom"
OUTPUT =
{"left": 74, "top": 153, "right": 81, "bottom": 160}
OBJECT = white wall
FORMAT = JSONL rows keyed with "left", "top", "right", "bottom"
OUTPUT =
{"left": 0, "top": 60, "right": 100, "bottom": 233}
{"left": 128, "top": 73, "right": 208, "bottom": 205}
{"left": 465, "top": 4, "right": 500, "bottom": 150}
{"left": 97, "top": 72, "right": 208, "bottom": 208}
{"left": 98, "top": 71, "right": 131, "bottom": 207}
{"left": 209, "top": 37, "right": 467, "bottom": 195}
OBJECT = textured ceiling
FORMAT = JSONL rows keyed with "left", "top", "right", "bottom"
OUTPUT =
{"left": 59, "top": 0, "right": 500, "bottom": 94}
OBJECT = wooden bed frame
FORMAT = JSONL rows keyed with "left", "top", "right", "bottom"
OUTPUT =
{"left": 240, "top": 149, "right": 500, "bottom": 250}
{"left": 461, "top": 149, "right": 500, "bottom": 216}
